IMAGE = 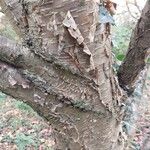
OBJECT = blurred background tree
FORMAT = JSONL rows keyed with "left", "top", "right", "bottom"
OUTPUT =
{"left": 112, "top": 0, "right": 146, "bottom": 63}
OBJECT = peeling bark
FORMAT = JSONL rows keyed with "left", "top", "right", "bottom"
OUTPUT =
{"left": 0, "top": 59, "right": 125, "bottom": 149}
{"left": 0, "top": 0, "right": 144, "bottom": 149}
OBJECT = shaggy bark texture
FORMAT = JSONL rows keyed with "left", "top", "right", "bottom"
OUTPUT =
{"left": 0, "top": 0, "right": 149, "bottom": 149}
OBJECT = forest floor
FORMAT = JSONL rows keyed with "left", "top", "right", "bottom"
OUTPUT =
{"left": 0, "top": 95, "right": 54, "bottom": 150}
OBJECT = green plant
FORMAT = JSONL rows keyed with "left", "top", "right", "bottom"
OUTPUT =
{"left": 13, "top": 101, "right": 36, "bottom": 116}
{"left": 14, "top": 133, "right": 38, "bottom": 150}
{"left": 1, "top": 135, "right": 14, "bottom": 143}
{"left": 0, "top": 92, "right": 6, "bottom": 102}
{"left": 112, "top": 25, "right": 132, "bottom": 62}
{"left": 10, "top": 118, "right": 22, "bottom": 130}
{"left": 73, "top": 101, "right": 90, "bottom": 110}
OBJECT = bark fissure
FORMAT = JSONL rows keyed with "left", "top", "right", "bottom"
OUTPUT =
{"left": 0, "top": 35, "right": 110, "bottom": 114}
{"left": 0, "top": 60, "right": 124, "bottom": 150}
{"left": 0, "top": 0, "right": 129, "bottom": 149}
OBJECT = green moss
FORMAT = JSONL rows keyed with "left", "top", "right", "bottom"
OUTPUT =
{"left": 1, "top": 135, "right": 14, "bottom": 143}
{"left": 0, "top": 92, "right": 6, "bottom": 103}
{"left": 79, "top": 0, "right": 85, "bottom": 6}
{"left": 73, "top": 101, "right": 91, "bottom": 110}
{"left": 14, "top": 133, "right": 39, "bottom": 150}
{"left": 0, "top": 25, "right": 19, "bottom": 41}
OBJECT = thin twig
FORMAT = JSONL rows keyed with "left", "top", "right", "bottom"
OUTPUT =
{"left": 125, "top": 0, "right": 137, "bottom": 20}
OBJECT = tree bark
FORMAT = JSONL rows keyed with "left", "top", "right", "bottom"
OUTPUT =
{"left": 0, "top": 0, "right": 148, "bottom": 149}
{"left": 118, "top": 0, "right": 150, "bottom": 95}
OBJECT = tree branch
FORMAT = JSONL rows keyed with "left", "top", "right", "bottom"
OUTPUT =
{"left": 134, "top": 0, "right": 142, "bottom": 13}
{"left": 0, "top": 0, "right": 126, "bottom": 120}
{"left": 0, "top": 35, "right": 110, "bottom": 113}
{"left": 0, "top": 0, "right": 123, "bottom": 116}
{"left": 0, "top": 60, "right": 123, "bottom": 150}
{"left": 118, "top": 0, "right": 150, "bottom": 94}
{"left": 0, "top": 1, "right": 126, "bottom": 148}
{"left": 0, "top": 61, "right": 87, "bottom": 148}
{"left": 125, "top": 0, "right": 137, "bottom": 19}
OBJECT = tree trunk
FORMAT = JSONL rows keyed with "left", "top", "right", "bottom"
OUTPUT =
{"left": 0, "top": 0, "right": 149, "bottom": 149}
{"left": 118, "top": 0, "right": 150, "bottom": 95}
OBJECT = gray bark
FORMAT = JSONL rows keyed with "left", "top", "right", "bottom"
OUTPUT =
{"left": 118, "top": 0, "right": 150, "bottom": 95}
{"left": 0, "top": 0, "right": 149, "bottom": 149}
